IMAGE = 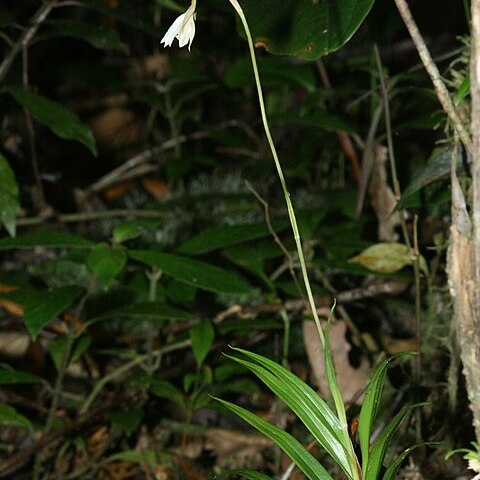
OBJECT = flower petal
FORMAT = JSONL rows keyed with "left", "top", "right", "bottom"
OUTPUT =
{"left": 161, "top": 12, "right": 186, "bottom": 47}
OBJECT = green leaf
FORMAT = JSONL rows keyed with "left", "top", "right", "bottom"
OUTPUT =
{"left": 381, "top": 444, "right": 427, "bottom": 480}
{"left": 365, "top": 404, "right": 424, "bottom": 480}
{"left": 112, "top": 220, "right": 160, "bottom": 244}
{"left": 110, "top": 408, "right": 143, "bottom": 436}
{"left": 224, "top": 56, "right": 316, "bottom": 92}
{"left": 0, "top": 153, "right": 19, "bottom": 237}
{"left": 176, "top": 220, "right": 289, "bottom": 255}
{"left": 227, "top": 348, "right": 351, "bottom": 478}
{"left": 137, "top": 376, "right": 185, "bottom": 407}
{"left": 130, "top": 250, "right": 251, "bottom": 295}
{"left": 270, "top": 111, "right": 355, "bottom": 133}
{"left": 0, "top": 230, "right": 93, "bottom": 249}
{"left": 45, "top": 19, "right": 129, "bottom": 52}
{"left": 454, "top": 75, "right": 470, "bottom": 105}
{"left": 0, "top": 368, "right": 42, "bottom": 385}
{"left": 214, "top": 397, "right": 334, "bottom": 480}
{"left": 92, "top": 302, "right": 193, "bottom": 323}
{"left": 223, "top": 244, "right": 275, "bottom": 291}
{"left": 7, "top": 87, "right": 97, "bottom": 155}
{"left": 0, "top": 404, "right": 33, "bottom": 430}
{"left": 190, "top": 321, "right": 215, "bottom": 367}
{"left": 87, "top": 244, "right": 127, "bottom": 287}
{"left": 398, "top": 146, "right": 461, "bottom": 209}
{"left": 49, "top": 335, "right": 91, "bottom": 371}
{"left": 24, "top": 286, "right": 84, "bottom": 339}
{"left": 323, "top": 302, "right": 355, "bottom": 478}
{"left": 358, "top": 353, "right": 413, "bottom": 473}
{"left": 350, "top": 243, "right": 412, "bottom": 274}
{"left": 233, "top": 469, "right": 274, "bottom": 480}
{"left": 239, "top": 0, "right": 376, "bottom": 60}
{"left": 108, "top": 449, "right": 163, "bottom": 466}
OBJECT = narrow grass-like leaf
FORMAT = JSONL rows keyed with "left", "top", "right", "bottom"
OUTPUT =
{"left": 365, "top": 404, "right": 424, "bottom": 480}
{"left": 233, "top": 469, "right": 274, "bottom": 480}
{"left": 214, "top": 397, "right": 334, "bottom": 480}
{"left": 358, "top": 352, "right": 413, "bottom": 473}
{"left": 227, "top": 349, "right": 351, "bottom": 477}
{"left": 381, "top": 444, "right": 428, "bottom": 480}
{"left": 323, "top": 302, "right": 357, "bottom": 480}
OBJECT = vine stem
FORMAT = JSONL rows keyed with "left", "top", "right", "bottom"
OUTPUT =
{"left": 226, "top": 2, "right": 359, "bottom": 479}
{"left": 393, "top": 0, "right": 472, "bottom": 154}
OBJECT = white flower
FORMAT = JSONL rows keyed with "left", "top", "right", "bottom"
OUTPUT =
{"left": 160, "top": 2, "right": 197, "bottom": 51}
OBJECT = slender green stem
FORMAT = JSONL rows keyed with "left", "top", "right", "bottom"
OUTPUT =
{"left": 33, "top": 281, "right": 92, "bottom": 480}
{"left": 79, "top": 339, "right": 191, "bottom": 415}
{"left": 227, "top": 0, "right": 325, "bottom": 349}
{"left": 227, "top": 2, "right": 358, "bottom": 478}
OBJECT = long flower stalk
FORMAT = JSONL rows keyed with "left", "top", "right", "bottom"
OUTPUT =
{"left": 226, "top": 2, "right": 358, "bottom": 478}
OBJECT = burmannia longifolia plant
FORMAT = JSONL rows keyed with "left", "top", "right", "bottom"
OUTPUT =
{"left": 161, "top": 3, "right": 421, "bottom": 479}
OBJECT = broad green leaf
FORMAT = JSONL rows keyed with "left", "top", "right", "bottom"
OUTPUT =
{"left": 365, "top": 404, "right": 424, "bottom": 480}
{"left": 176, "top": 220, "right": 289, "bottom": 255}
{"left": 24, "top": 286, "right": 84, "bottom": 339}
{"left": 0, "top": 153, "right": 19, "bottom": 237}
{"left": 87, "top": 244, "right": 127, "bottom": 287}
{"left": 130, "top": 250, "right": 251, "bottom": 295}
{"left": 224, "top": 56, "right": 317, "bottom": 92}
{"left": 113, "top": 220, "right": 160, "bottom": 244}
{"left": 7, "top": 87, "right": 97, "bottom": 155}
{"left": 223, "top": 245, "right": 275, "bottom": 291}
{"left": 234, "top": 469, "right": 274, "bottom": 480}
{"left": 0, "top": 404, "right": 33, "bottom": 430}
{"left": 214, "top": 397, "right": 334, "bottom": 480}
{"left": 358, "top": 353, "right": 413, "bottom": 473}
{"left": 0, "top": 230, "right": 93, "bottom": 249}
{"left": 137, "top": 376, "right": 185, "bottom": 407}
{"left": 49, "top": 335, "right": 91, "bottom": 371}
{"left": 0, "top": 368, "right": 42, "bottom": 385}
{"left": 45, "top": 19, "right": 129, "bottom": 52}
{"left": 79, "top": 0, "right": 161, "bottom": 37}
{"left": 350, "top": 243, "right": 412, "bottom": 274}
{"left": 227, "top": 348, "right": 351, "bottom": 478}
{"left": 92, "top": 302, "right": 193, "bottom": 322}
{"left": 270, "top": 111, "right": 355, "bottom": 133}
{"left": 239, "top": 0, "right": 376, "bottom": 60}
{"left": 154, "top": 0, "right": 184, "bottom": 13}
{"left": 190, "top": 321, "right": 215, "bottom": 367}
{"left": 110, "top": 408, "right": 143, "bottom": 436}
{"left": 398, "top": 146, "right": 462, "bottom": 209}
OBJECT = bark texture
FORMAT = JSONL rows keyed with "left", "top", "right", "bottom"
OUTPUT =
{"left": 447, "top": 0, "right": 480, "bottom": 443}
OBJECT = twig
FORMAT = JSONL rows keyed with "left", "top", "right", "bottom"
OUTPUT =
{"left": 316, "top": 59, "right": 362, "bottom": 184}
{"left": 245, "top": 181, "right": 303, "bottom": 297}
{"left": 22, "top": 43, "right": 46, "bottom": 212}
{"left": 394, "top": 0, "right": 472, "bottom": 153}
{"left": 0, "top": 1, "right": 58, "bottom": 83}
{"left": 0, "top": 397, "right": 125, "bottom": 478}
{"left": 16, "top": 208, "right": 168, "bottom": 226}
{"left": 79, "top": 339, "right": 191, "bottom": 415}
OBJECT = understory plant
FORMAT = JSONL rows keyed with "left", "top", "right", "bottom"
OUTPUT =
{"left": 161, "top": 1, "right": 422, "bottom": 479}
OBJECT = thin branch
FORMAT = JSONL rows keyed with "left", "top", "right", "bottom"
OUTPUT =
{"left": 394, "top": 0, "right": 472, "bottom": 153}
{"left": 0, "top": 1, "right": 58, "bottom": 83}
